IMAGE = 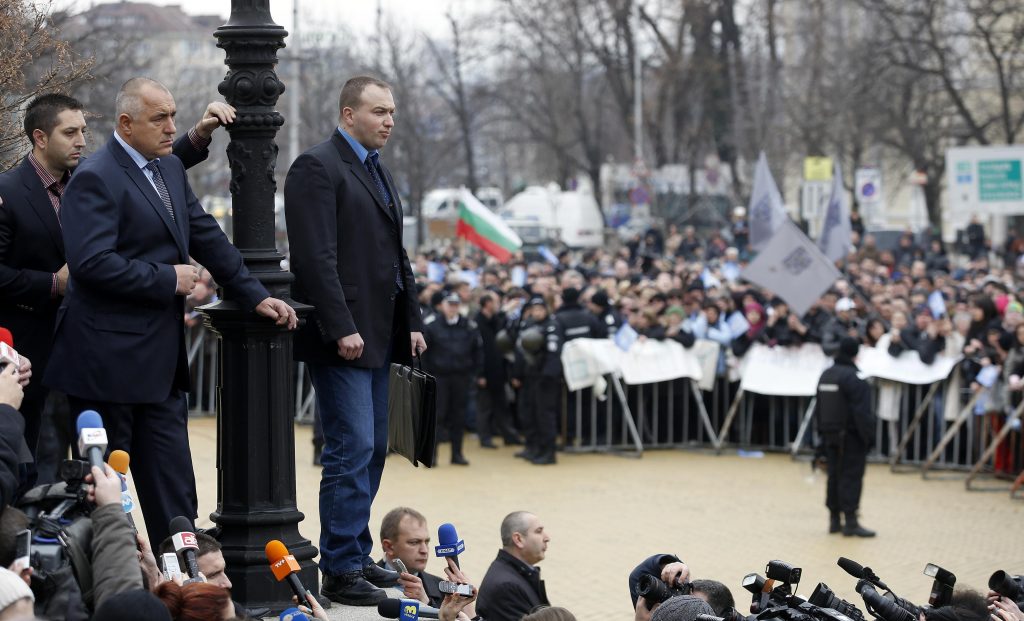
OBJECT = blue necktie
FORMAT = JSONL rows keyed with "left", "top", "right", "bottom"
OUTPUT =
{"left": 145, "top": 160, "right": 176, "bottom": 222}
{"left": 364, "top": 152, "right": 393, "bottom": 207}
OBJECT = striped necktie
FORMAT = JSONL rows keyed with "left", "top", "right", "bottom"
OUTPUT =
{"left": 145, "top": 160, "right": 176, "bottom": 222}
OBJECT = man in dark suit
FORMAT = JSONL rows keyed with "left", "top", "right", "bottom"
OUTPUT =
{"left": 0, "top": 93, "right": 227, "bottom": 486}
{"left": 377, "top": 507, "right": 444, "bottom": 607}
{"left": 476, "top": 511, "right": 552, "bottom": 621}
{"left": 284, "top": 75, "right": 425, "bottom": 605}
{"left": 42, "top": 78, "right": 297, "bottom": 550}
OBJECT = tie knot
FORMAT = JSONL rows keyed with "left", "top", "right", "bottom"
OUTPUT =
{"left": 367, "top": 152, "right": 379, "bottom": 167}
{"left": 145, "top": 160, "right": 161, "bottom": 173}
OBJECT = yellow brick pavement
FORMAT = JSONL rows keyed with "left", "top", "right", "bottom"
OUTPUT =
{"left": 177, "top": 418, "right": 1024, "bottom": 620}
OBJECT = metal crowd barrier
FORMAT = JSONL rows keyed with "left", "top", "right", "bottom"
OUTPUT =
{"left": 562, "top": 366, "right": 1023, "bottom": 493}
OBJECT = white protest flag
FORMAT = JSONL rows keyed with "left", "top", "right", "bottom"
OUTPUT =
{"left": 817, "top": 160, "right": 852, "bottom": 262}
{"left": 742, "top": 219, "right": 841, "bottom": 316}
{"left": 747, "top": 151, "right": 788, "bottom": 250}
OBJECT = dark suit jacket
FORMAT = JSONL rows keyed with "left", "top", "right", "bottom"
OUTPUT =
{"left": 0, "top": 138, "right": 209, "bottom": 379}
{"left": 43, "top": 137, "right": 267, "bottom": 403}
{"left": 284, "top": 131, "right": 422, "bottom": 369}
{"left": 0, "top": 404, "right": 24, "bottom": 507}
{"left": 476, "top": 549, "right": 549, "bottom": 621}
{"left": 376, "top": 558, "right": 444, "bottom": 607}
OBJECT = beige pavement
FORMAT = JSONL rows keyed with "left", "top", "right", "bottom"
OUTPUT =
{"left": 175, "top": 417, "right": 1024, "bottom": 620}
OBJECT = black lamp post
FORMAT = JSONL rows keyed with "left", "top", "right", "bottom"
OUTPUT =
{"left": 200, "top": 1, "right": 317, "bottom": 612}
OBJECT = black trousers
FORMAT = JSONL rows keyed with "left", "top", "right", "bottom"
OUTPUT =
{"left": 68, "top": 391, "right": 198, "bottom": 551}
{"left": 477, "top": 384, "right": 515, "bottom": 443}
{"left": 524, "top": 375, "right": 560, "bottom": 458}
{"left": 824, "top": 434, "right": 868, "bottom": 514}
{"left": 435, "top": 373, "right": 471, "bottom": 460}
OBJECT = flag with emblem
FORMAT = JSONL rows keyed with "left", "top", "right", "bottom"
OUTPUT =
{"left": 748, "top": 151, "right": 788, "bottom": 250}
{"left": 456, "top": 188, "right": 522, "bottom": 262}
{"left": 742, "top": 219, "right": 840, "bottom": 316}
{"left": 818, "top": 160, "right": 852, "bottom": 262}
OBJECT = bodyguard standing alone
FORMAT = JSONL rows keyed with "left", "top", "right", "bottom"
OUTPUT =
{"left": 284, "top": 76, "right": 426, "bottom": 605}
{"left": 813, "top": 336, "right": 877, "bottom": 537}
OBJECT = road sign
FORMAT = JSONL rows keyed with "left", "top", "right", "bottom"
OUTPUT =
{"left": 946, "top": 146, "right": 1024, "bottom": 215}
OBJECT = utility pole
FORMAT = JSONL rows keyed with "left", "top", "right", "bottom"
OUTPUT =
{"left": 288, "top": 0, "right": 301, "bottom": 166}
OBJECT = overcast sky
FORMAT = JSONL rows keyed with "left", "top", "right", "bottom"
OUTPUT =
{"left": 73, "top": 0, "right": 473, "bottom": 37}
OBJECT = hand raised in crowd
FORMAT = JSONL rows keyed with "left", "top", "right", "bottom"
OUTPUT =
{"left": 660, "top": 560, "right": 690, "bottom": 586}
{"left": 85, "top": 464, "right": 123, "bottom": 507}
{"left": 397, "top": 570, "right": 430, "bottom": 604}
{"left": 290, "top": 591, "right": 329, "bottom": 620}
{"left": 0, "top": 364, "right": 24, "bottom": 410}
{"left": 439, "top": 557, "right": 478, "bottom": 621}
{"left": 254, "top": 296, "right": 299, "bottom": 329}
{"left": 990, "top": 596, "right": 1024, "bottom": 621}
{"left": 137, "top": 533, "right": 164, "bottom": 591}
{"left": 194, "top": 101, "right": 236, "bottom": 140}
{"left": 16, "top": 355, "right": 31, "bottom": 387}
{"left": 174, "top": 264, "right": 200, "bottom": 295}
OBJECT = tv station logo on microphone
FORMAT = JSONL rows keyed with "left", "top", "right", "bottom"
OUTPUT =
{"left": 80, "top": 429, "right": 107, "bottom": 444}
{"left": 174, "top": 532, "right": 198, "bottom": 549}
{"left": 435, "top": 541, "right": 465, "bottom": 555}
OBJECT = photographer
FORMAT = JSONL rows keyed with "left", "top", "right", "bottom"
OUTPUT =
{"left": 0, "top": 364, "right": 26, "bottom": 508}
{"left": 84, "top": 463, "right": 145, "bottom": 607}
{"left": 628, "top": 554, "right": 689, "bottom": 608}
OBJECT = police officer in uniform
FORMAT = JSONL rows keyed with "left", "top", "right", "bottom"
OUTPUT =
{"left": 511, "top": 297, "right": 563, "bottom": 465}
{"left": 423, "top": 293, "right": 483, "bottom": 465}
{"left": 555, "top": 287, "right": 607, "bottom": 445}
{"left": 813, "top": 336, "right": 876, "bottom": 537}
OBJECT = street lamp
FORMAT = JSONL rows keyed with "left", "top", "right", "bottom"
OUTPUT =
{"left": 201, "top": 0, "right": 317, "bottom": 612}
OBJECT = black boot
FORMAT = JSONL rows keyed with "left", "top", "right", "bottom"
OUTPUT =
{"left": 842, "top": 512, "right": 876, "bottom": 538}
{"left": 321, "top": 570, "right": 386, "bottom": 606}
{"left": 829, "top": 512, "right": 842, "bottom": 534}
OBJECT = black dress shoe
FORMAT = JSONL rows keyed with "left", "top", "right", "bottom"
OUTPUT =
{"left": 504, "top": 436, "right": 524, "bottom": 446}
{"left": 530, "top": 454, "right": 557, "bottom": 465}
{"left": 514, "top": 449, "right": 536, "bottom": 460}
{"left": 321, "top": 571, "right": 386, "bottom": 606}
{"left": 362, "top": 562, "right": 400, "bottom": 588}
{"left": 480, "top": 440, "right": 498, "bottom": 449}
{"left": 451, "top": 455, "right": 470, "bottom": 466}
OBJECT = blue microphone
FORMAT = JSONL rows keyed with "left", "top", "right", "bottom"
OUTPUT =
{"left": 435, "top": 522, "right": 465, "bottom": 568}
{"left": 76, "top": 410, "right": 108, "bottom": 471}
{"left": 278, "top": 607, "right": 309, "bottom": 621}
{"left": 378, "top": 598, "right": 442, "bottom": 620}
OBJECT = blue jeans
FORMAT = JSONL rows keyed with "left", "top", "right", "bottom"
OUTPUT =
{"left": 309, "top": 363, "right": 391, "bottom": 575}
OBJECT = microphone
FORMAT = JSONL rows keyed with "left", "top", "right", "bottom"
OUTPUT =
{"left": 265, "top": 540, "right": 309, "bottom": 603}
{"left": 76, "top": 410, "right": 108, "bottom": 471}
{"left": 837, "top": 557, "right": 888, "bottom": 590}
{"left": 0, "top": 328, "right": 21, "bottom": 370}
{"left": 169, "top": 516, "right": 202, "bottom": 581}
{"left": 278, "top": 608, "right": 309, "bottom": 621}
{"left": 107, "top": 450, "right": 137, "bottom": 530}
{"left": 378, "top": 598, "right": 441, "bottom": 620}
{"left": 435, "top": 523, "right": 465, "bottom": 568}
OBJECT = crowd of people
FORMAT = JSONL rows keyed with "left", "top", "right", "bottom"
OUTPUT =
{"left": 2, "top": 69, "right": 1023, "bottom": 621}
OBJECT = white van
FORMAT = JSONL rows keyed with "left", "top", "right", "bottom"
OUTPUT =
{"left": 499, "top": 185, "right": 604, "bottom": 248}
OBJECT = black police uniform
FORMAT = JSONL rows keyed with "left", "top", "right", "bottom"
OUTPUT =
{"left": 555, "top": 302, "right": 607, "bottom": 445}
{"left": 814, "top": 351, "right": 876, "bottom": 536}
{"left": 512, "top": 314, "right": 563, "bottom": 464}
{"left": 423, "top": 313, "right": 483, "bottom": 464}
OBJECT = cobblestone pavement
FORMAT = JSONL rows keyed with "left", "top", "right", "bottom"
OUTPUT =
{"left": 178, "top": 418, "right": 1024, "bottom": 620}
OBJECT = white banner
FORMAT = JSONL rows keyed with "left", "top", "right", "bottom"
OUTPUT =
{"left": 856, "top": 344, "right": 961, "bottom": 385}
{"left": 560, "top": 338, "right": 703, "bottom": 390}
{"left": 738, "top": 343, "right": 831, "bottom": 397}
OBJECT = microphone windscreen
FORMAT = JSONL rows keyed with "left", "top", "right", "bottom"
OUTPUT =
{"left": 837, "top": 557, "right": 864, "bottom": 578}
{"left": 279, "top": 607, "right": 308, "bottom": 621}
{"left": 438, "top": 522, "right": 459, "bottom": 545}
{"left": 0, "top": 327, "right": 13, "bottom": 347}
{"left": 265, "top": 540, "right": 290, "bottom": 564}
{"left": 169, "top": 516, "right": 194, "bottom": 535}
{"left": 109, "top": 450, "right": 130, "bottom": 475}
{"left": 377, "top": 598, "right": 402, "bottom": 619}
{"left": 76, "top": 410, "right": 104, "bottom": 434}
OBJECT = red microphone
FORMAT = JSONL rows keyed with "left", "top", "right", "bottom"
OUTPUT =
{"left": 0, "top": 327, "right": 21, "bottom": 371}
{"left": 265, "top": 540, "right": 309, "bottom": 602}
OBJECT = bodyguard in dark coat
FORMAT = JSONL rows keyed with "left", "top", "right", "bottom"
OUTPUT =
{"left": 511, "top": 298, "right": 563, "bottom": 465}
{"left": 422, "top": 293, "right": 483, "bottom": 465}
{"left": 814, "top": 337, "right": 876, "bottom": 537}
{"left": 474, "top": 291, "right": 517, "bottom": 447}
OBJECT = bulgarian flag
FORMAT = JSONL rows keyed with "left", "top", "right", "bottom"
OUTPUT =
{"left": 456, "top": 188, "right": 522, "bottom": 262}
